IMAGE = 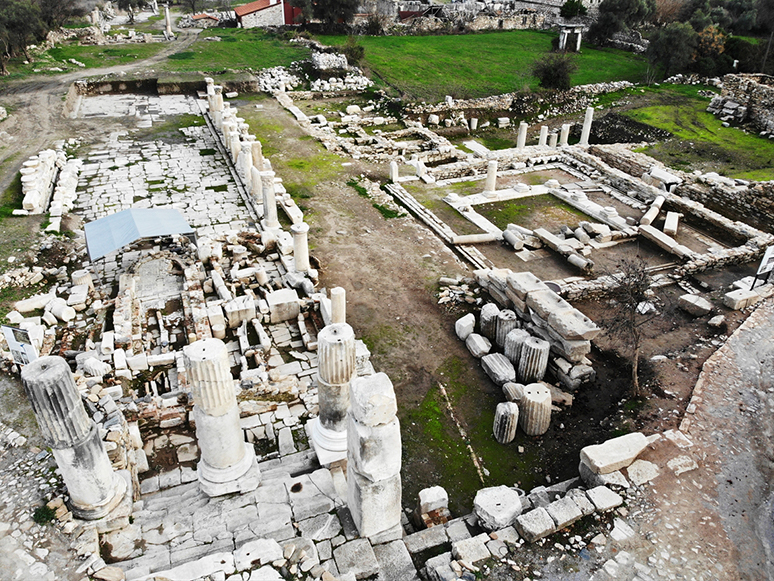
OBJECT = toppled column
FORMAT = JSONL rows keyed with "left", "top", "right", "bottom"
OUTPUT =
{"left": 518, "top": 337, "right": 550, "bottom": 383}
{"left": 291, "top": 222, "right": 310, "bottom": 273}
{"left": 538, "top": 126, "right": 548, "bottom": 147}
{"left": 261, "top": 171, "right": 280, "bottom": 230}
{"left": 579, "top": 107, "right": 594, "bottom": 146}
{"left": 22, "top": 357, "right": 126, "bottom": 519}
{"left": 72, "top": 269, "right": 94, "bottom": 291}
{"left": 504, "top": 328, "right": 530, "bottom": 365}
{"left": 559, "top": 124, "right": 570, "bottom": 147}
{"left": 484, "top": 160, "right": 498, "bottom": 193}
{"left": 310, "top": 323, "right": 356, "bottom": 464}
{"left": 496, "top": 310, "right": 519, "bottom": 347}
{"left": 521, "top": 383, "right": 551, "bottom": 436}
{"left": 493, "top": 402, "right": 519, "bottom": 444}
{"left": 347, "top": 372, "right": 402, "bottom": 538}
{"left": 480, "top": 303, "right": 500, "bottom": 340}
{"left": 517, "top": 122, "right": 528, "bottom": 149}
{"left": 184, "top": 339, "right": 260, "bottom": 496}
{"left": 331, "top": 287, "right": 346, "bottom": 324}
{"left": 640, "top": 195, "right": 665, "bottom": 226}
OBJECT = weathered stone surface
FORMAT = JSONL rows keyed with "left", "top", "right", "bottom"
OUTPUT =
{"left": 403, "top": 523, "right": 448, "bottom": 553}
{"left": 586, "top": 486, "right": 624, "bottom": 512}
{"left": 349, "top": 372, "right": 397, "bottom": 427}
{"left": 520, "top": 383, "right": 551, "bottom": 436}
{"left": 580, "top": 432, "right": 649, "bottom": 475}
{"left": 565, "top": 488, "right": 595, "bottom": 516}
{"left": 518, "top": 337, "right": 550, "bottom": 383}
{"left": 266, "top": 288, "right": 300, "bottom": 323}
{"left": 481, "top": 353, "right": 516, "bottom": 386}
{"left": 678, "top": 294, "right": 713, "bottom": 316}
{"left": 346, "top": 416, "right": 401, "bottom": 481}
{"left": 474, "top": 486, "right": 523, "bottom": 531}
{"left": 546, "top": 497, "right": 582, "bottom": 529}
{"left": 451, "top": 533, "right": 491, "bottom": 563}
{"left": 547, "top": 309, "right": 601, "bottom": 340}
{"left": 296, "top": 513, "right": 342, "bottom": 541}
{"left": 515, "top": 507, "right": 555, "bottom": 542}
{"left": 480, "top": 303, "right": 500, "bottom": 339}
{"left": 419, "top": 486, "right": 448, "bottom": 514}
{"left": 626, "top": 459, "right": 660, "bottom": 485}
{"left": 525, "top": 289, "right": 573, "bottom": 320}
{"left": 495, "top": 310, "right": 519, "bottom": 346}
{"left": 723, "top": 288, "right": 761, "bottom": 310}
{"left": 373, "top": 540, "right": 419, "bottom": 581}
{"left": 347, "top": 471, "right": 401, "bottom": 539}
{"left": 455, "top": 313, "right": 475, "bottom": 341}
{"left": 506, "top": 272, "right": 548, "bottom": 300}
{"left": 333, "top": 539, "right": 379, "bottom": 579}
{"left": 234, "top": 538, "right": 283, "bottom": 570}
{"left": 502, "top": 382, "right": 525, "bottom": 403}
{"left": 465, "top": 333, "right": 491, "bottom": 358}
{"left": 579, "top": 460, "right": 630, "bottom": 489}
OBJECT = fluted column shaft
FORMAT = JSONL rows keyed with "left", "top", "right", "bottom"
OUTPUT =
{"left": 518, "top": 336, "right": 550, "bottom": 383}
{"left": 331, "top": 287, "right": 346, "bottom": 324}
{"left": 495, "top": 310, "right": 519, "bottom": 347}
{"left": 493, "top": 402, "right": 519, "bottom": 444}
{"left": 292, "top": 222, "right": 310, "bottom": 273}
{"left": 261, "top": 170, "right": 280, "bottom": 230}
{"left": 521, "top": 383, "right": 551, "bottom": 436}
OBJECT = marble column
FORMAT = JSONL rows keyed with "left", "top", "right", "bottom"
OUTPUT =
{"left": 292, "top": 222, "right": 310, "bottom": 273}
{"left": 21, "top": 357, "right": 126, "bottom": 519}
{"left": 521, "top": 383, "right": 551, "bottom": 436}
{"left": 184, "top": 339, "right": 260, "bottom": 496}
{"left": 517, "top": 122, "right": 528, "bottom": 149}
{"left": 559, "top": 124, "right": 570, "bottom": 147}
{"left": 538, "top": 126, "right": 549, "bottom": 147}
{"left": 72, "top": 269, "right": 94, "bottom": 291}
{"left": 480, "top": 303, "right": 500, "bottom": 341}
{"left": 261, "top": 170, "right": 280, "bottom": 230}
{"left": 493, "top": 402, "right": 519, "bottom": 444}
{"left": 484, "top": 160, "right": 498, "bottom": 193}
{"left": 518, "top": 336, "right": 550, "bottom": 383}
{"left": 580, "top": 107, "right": 594, "bottom": 146}
{"left": 389, "top": 161, "right": 399, "bottom": 182}
{"left": 164, "top": 5, "right": 172, "bottom": 37}
{"left": 549, "top": 132, "right": 559, "bottom": 148}
{"left": 251, "top": 140, "right": 264, "bottom": 172}
{"left": 212, "top": 86, "right": 224, "bottom": 128}
{"left": 504, "top": 328, "right": 530, "bottom": 366}
{"left": 239, "top": 136, "right": 255, "bottom": 190}
{"left": 310, "top": 323, "right": 355, "bottom": 465}
{"left": 250, "top": 166, "right": 263, "bottom": 202}
{"left": 331, "top": 287, "right": 346, "bottom": 324}
{"left": 205, "top": 77, "right": 214, "bottom": 112}
{"left": 495, "top": 310, "right": 519, "bottom": 347}
{"left": 347, "top": 372, "right": 402, "bottom": 538}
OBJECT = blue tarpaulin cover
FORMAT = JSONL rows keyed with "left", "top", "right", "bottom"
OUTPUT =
{"left": 84, "top": 208, "right": 194, "bottom": 261}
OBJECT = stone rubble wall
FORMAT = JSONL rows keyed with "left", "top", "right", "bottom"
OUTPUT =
{"left": 707, "top": 73, "right": 774, "bottom": 135}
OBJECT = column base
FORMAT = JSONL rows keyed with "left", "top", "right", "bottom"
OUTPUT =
{"left": 198, "top": 443, "right": 261, "bottom": 497}
{"left": 309, "top": 417, "right": 347, "bottom": 466}
{"left": 70, "top": 469, "right": 127, "bottom": 521}
{"left": 261, "top": 219, "right": 281, "bottom": 231}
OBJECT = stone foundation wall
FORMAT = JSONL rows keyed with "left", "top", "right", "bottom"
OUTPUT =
{"left": 714, "top": 73, "right": 774, "bottom": 134}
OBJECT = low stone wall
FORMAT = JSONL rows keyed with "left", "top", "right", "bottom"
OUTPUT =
{"left": 709, "top": 73, "right": 774, "bottom": 135}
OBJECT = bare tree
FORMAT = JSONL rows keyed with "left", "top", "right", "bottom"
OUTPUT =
{"left": 601, "top": 256, "right": 654, "bottom": 396}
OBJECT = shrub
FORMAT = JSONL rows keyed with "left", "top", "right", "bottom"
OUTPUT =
{"left": 531, "top": 52, "right": 578, "bottom": 90}
{"left": 560, "top": 0, "right": 588, "bottom": 18}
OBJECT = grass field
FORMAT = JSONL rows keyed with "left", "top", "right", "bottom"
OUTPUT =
{"left": 621, "top": 84, "right": 774, "bottom": 180}
{"left": 160, "top": 28, "right": 310, "bottom": 73}
{"left": 318, "top": 30, "right": 649, "bottom": 101}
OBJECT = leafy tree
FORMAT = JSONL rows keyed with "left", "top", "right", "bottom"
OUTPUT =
{"left": 531, "top": 52, "right": 578, "bottom": 90}
{"left": 560, "top": 0, "right": 588, "bottom": 18}
{"left": 117, "top": 0, "right": 144, "bottom": 24}
{"left": 35, "top": 0, "right": 84, "bottom": 29}
{"left": 647, "top": 21, "right": 698, "bottom": 76}
{"left": 311, "top": 0, "right": 360, "bottom": 27}
{"left": 653, "top": 0, "right": 684, "bottom": 24}
{"left": 689, "top": 9, "right": 713, "bottom": 31}
{"left": 288, "top": 0, "right": 312, "bottom": 24}
{"left": 588, "top": 0, "right": 656, "bottom": 44}
{"left": 183, "top": 0, "right": 200, "bottom": 13}
{"left": 601, "top": 257, "right": 654, "bottom": 397}
{"left": 0, "top": 0, "right": 46, "bottom": 75}
{"left": 759, "top": 0, "right": 774, "bottom": 72}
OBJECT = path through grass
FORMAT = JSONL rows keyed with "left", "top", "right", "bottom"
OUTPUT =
{"left": 318, "top": 30, "right": 648, "bottom": 101}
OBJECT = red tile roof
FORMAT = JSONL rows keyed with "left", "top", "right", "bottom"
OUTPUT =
{"left": 235, "top": 0, "right": 274, "bottom": 17}
{"left": 193, "top": 13, "right": 219, "bottom": 20}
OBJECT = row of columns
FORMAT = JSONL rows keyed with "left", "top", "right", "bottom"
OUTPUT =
{"left": 205, "top": 78, "right": 311, "bottom": 276}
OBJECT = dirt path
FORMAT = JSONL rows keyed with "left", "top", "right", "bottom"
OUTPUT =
{"left": 0, "top": 28, "right": 201, "bottom": 196}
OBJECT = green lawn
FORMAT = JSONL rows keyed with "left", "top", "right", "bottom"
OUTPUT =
{"left": 623, "top": 84, "right": 774, "bottom": 180}
{"left": 48, "top": 43, "right": 168, "bottom": 69}
{"left": 318, "top": 30, "right": 648, "bottom": 101}
{"left": 160, "top": 28, "right": 310, "bottom": 73}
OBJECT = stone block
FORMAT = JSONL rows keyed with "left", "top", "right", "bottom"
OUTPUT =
{"left": 515, "top": 508, "right": 555, "bottom": 542}
{"left": 723, "top": 289, "right": 761, "bottom": 310}
{"left": 586, "top": 486, "right": 623, "bottom": 512}
{"left": 297, "top": 513, "right": 342, "bottom": 541}
{"left": 346, "top": 415, "right": 401, "bottom": 481}
{"left": 678, "top": 294, "right": 713, "bottom": 317}
{"left": 333, "top": 539, "right": 379, "bottom": 579}
{"left": 347, "top": 471, "right": 401, "bottom": 538}
{"left": 266, "top": 289, "right": 300, "bottom": 323}
{"left": 481, "top": 353, "right": 516, "bottom": 386}
{"left": 234, "top": 538, "right": 283, "bottom": 571}
{"left": 579, "top": 460, "right": 630, "bottom": 490}
{"left": 474, "top": 486, "right": 523, "bottom": 531}
{"left": 419, "top": 486, "right": 448, "bottom": 514}
{"left": 451, "top": 533, "right": 491, "bottom": 564}
{"left": 525, "top": 289, "right": 572, "bottom": 320}
{"left": 350, "top": 372, "right": 397, "bottom": 427}
{"left": 580, "top": 432, "right": 648, "bottom": 474}
{"left": 565, "top": 488, "right": 595, "bottom": 516}
{"left": 403, "top": 524, "right": 448, "bottom": 553}
{"left": 546, "top": 497, "right": 582, "bottom": 529}
{"left": 465, "top": 333, "right": 491, "bottom": 358}
{"left": 547, "top": 309, "right": 601, "bottom": 341}
{"left": 455, "top": 313, "right": 475, "bottom": 341}
{"left": 373, "top": 540, "right": 419, "bottom": 581}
